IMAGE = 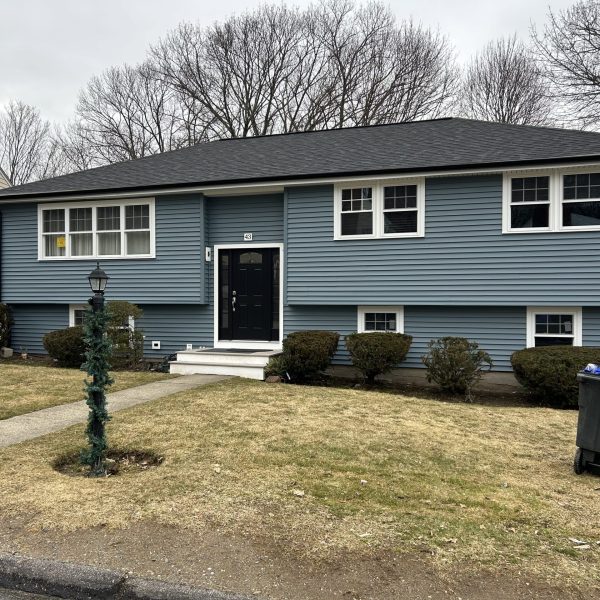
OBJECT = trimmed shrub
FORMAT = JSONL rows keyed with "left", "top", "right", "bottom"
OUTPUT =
{"left": 422, "top": 336, "right": 493, "bottom": 401}
{"left": 0, "top": 303, "right": 12, "bottom": 349}
{"left": 269, "top": 330, "right": 340, "bottom": 382}
{"left": 511, "top": 346, "right": 600, "bottom": 408}
{"left": 43, "top": 326, "right": 86, "bottom": 368}
{"left": 345, "top": 332, "right": 412, "bottom": 384}
{"left": 106, "top": 301, "right": 144, "bottom": 370}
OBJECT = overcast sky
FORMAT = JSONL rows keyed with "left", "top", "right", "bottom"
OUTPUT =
{"left": 0, "top": 0, "right": 575, "bottom": 124}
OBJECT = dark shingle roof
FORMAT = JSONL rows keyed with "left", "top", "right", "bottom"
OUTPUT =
{"left": 3, "top": 117, "right": 600, "bottom": 200}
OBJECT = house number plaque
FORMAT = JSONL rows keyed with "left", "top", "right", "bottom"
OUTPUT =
{"left": 243, "top": 233, "right": 253, "bottom": 241}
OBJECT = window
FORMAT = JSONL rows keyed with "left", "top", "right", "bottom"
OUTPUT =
{"left": 508, "top": 176, "right": 550, "bottom": 230}
{"left": 503, "top": 168, "right": 600, "bottom": 233}
{"left": 562, "top": 173, "right": 600, "bottom": 228}
{"left": 340, "top": 187, "right": 373, "bottom": 236}
{"left": 39, "top": 199, "right": 155, "bottom": 259}
{"left": 69, "top": 304, "right": 88, "bottom": 327}
{"left": 358, "top": 306, "right": 404, "bottom": 333}
{"left": 526, "top": 307, "right": 582, "bottom": 348}
{"left": 335, "top": 179, "right": 424, "bottom": 239}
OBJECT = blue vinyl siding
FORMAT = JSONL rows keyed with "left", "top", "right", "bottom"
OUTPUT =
{"left": 285, "top": 305, "right": 525, "bottom": 371}
{"left": 137, "top": 304, "right": 213, "bottom": 355}
{"left": 285, "top": 178, "right": 600, "bottom": 306}
{"left": 9, "top": 304, "right": 69, "bottom": 354}
{"left": 0, "top": 194, "right": 205, "bottom": 304}
{"left": 404, "top": 306, "right": 525, "bottom": 371}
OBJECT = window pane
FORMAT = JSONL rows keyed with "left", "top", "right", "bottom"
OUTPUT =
{"left": 97, "top": 206, "right": 120, "bottom": 231}
{"left": 511, "top": 204, "right": 549, "bottom": 228}
{"left": 125, "top": 205, "right": 150, "bottom": 230}
{"left": 73, "top": 309, "right": 86, "bottom": 327}
{"left": 239, "top": 251, "right": 263, "bottom": 264}
{"left": 126, "top": 230, "right": 150, "bottom": 254}
{"left": 364, "top": 312, "right": 397, "bottom": 332}
{"left": 98, "top": 232, "right": 121, "bottom": 255}
{"left": 70, "top": 233, "right": 93, "bottom": 256}
{"left": 562, "top": 201, "right": 600, "bottom": 227}
{"left": 44, "top": 234, "right": 66, "bottom": 257}
{"left": 384, "top": 210, "right": 418, "bottom": 234}
{"left": 563, "top": 172, "right": 600, "bottom": 200}
{"left": 383, "top": 185, "right": 417, "bottom": 209}
{"left": 42, "top": 209, "right": 65, "bottom": 233}
{"left": 69, "top": 208, "right": 92, "bottom": 232}
{"left": 341, "top": 212, "right": 372, "bottom": 236}
{"left": 511, "top": 176, "right": 549, "bottom": 203}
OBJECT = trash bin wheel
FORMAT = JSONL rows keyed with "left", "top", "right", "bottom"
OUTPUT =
{"left": 574, "top": 447, "right": 586, "bottom": 475}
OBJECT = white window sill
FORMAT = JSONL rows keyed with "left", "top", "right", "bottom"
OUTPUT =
{"left": 38, "top": 255, "right": 156, "bottom": 261}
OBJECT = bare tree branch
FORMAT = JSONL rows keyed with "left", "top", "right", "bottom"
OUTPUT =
{"left": 460, "top": 35, "right": 553, "bottom": 126}
{"left": 532, "top": 0, "right": 600, "bottom": 128}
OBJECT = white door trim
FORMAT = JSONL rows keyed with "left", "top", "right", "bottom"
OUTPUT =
{"left": 213, "top": 243, "right": 284, "bottom": 350}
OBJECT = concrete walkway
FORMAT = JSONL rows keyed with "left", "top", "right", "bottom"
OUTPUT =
{"left": 0, "top": 374, "right": 227, "bottom": 449}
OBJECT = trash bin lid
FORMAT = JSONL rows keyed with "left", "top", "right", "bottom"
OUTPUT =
{"left": 577, "top": 372, "right": 600, "bottom": 382}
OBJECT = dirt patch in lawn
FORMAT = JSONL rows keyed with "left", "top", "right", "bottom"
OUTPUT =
{"left": 53, "top": 449, "right": 164, "bottom": 477}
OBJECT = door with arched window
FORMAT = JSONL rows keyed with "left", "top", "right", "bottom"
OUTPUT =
{"left": 218, "top": 248, "right": 280, "bottom": 341}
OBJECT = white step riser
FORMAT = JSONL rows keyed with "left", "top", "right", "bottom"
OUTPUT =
{"left": 170, "top": 362, "right": 266, "bottom": 380}
{"left": 175, "top": 352, "right": 271, "bottom": 367}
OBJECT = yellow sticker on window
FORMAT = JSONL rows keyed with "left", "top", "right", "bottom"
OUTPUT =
{"left": 56, "top": 236, "right": 66, "bottom": 249}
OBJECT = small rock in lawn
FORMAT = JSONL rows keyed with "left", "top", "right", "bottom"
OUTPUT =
{"left": 360, "top": 479, "right": 367, "bottom": 485}
{"left": 575, "top": 545, "right": 591, "bottom": 550}
{"left": 265, "top": 375, "right": 283, "bottom": 383}
{"left": 213, "top": 466, "right": 221, "bottom": 474}
{"left": 293, "top": 489, "right": 305, "bottom": 497}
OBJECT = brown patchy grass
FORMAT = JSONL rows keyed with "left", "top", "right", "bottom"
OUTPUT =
{"left": 0, "top": 378, "right": 598, "bottom": 586}
{"left": 0, "top": 363, "right": 175, "bottom": 419}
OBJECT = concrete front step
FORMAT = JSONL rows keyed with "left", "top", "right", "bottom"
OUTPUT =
{"left": 170, "top": 348, "right": 281, "bottom": 380}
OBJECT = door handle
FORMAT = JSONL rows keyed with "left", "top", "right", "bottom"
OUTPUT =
{"left": 232, "top": 290, "right": 237, "bottom": 312}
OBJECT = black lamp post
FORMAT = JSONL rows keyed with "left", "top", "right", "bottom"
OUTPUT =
{"left": 88, "top": 261, "right": 109, "bottom": 309}
{"left": 83, "top": 262, "right": 111, "bottom": 476}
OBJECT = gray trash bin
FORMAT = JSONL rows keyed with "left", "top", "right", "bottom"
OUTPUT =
{"left": 574, "top": 373, "right": 600, "bottom": 474}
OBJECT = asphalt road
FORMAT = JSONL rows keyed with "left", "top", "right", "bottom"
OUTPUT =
{"left": 0, "top": 590, "right": 61, "bottom": 599}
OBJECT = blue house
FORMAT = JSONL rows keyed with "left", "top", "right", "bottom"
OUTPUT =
{"left": 1, "top": 117, "right": 600, "bottom": 379}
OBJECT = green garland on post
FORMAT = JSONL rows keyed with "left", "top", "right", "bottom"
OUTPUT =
{"left": 81, "top": 301, "right": 114, "bottom": 476}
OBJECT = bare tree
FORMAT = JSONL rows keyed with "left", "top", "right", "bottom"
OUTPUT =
{"left": 460, "top": 35, "right": 552, "bottom": 126}
{"left": 0, "top": 101, "right": 59, "bottom": 185}
{"left": 73, "top": 61, "right": 191, "bottom": 164}
{"left": 152, "top": 0, "right": 458, "bottom": 138}
{"left": 532, "top": 0, "right": 600, "bottom": 128}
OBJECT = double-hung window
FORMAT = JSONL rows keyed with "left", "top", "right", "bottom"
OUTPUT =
{"left": 504, "top": 168, "right": 600, "bottom": 233}
{"left": 341, "top": 187, "right": 373, "bottom": 236}
{"left": 562, "top": 172, "right": 600, "bottom": 228}
{"left": 39, "top": 199, "right": 155, "bottom": 259}
{"left": 335, "top": 179, "right": 424, "bottom": 239}
{"left": 508, "top": 176, "right": 551, "bottom": 231}
{"left": 526, "top": 307, "right": 582, "bottom": 348}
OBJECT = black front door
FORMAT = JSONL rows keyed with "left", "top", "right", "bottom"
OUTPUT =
{"left": 218, "top": 248, "right": 280, "bottom": 341}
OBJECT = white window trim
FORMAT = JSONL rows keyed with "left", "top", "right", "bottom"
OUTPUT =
{"left": 69, "top": 304, "right": 88, "bottom": 327}
{"left": 38, "top": 198, "right": 156, "bottom": 260}
{"left": 334, "top": 178, "right": 425, "bottom": 240}
{"left": 526, "top": 306, "right": 582, "bottom": 348}
{"left": 503, "top": 167, "right": 600, "bottom": 234}
{"left": 357, "top": 306, "right": 405, "bottom": 333}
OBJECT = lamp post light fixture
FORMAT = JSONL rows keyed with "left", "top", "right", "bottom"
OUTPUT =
{"left": 82, "top": 262, "right": 112, "bottom": 476}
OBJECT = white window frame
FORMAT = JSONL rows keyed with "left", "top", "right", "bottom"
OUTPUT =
{"left": 526, "top": 306, "right": 582, "bottom": 348}
{"left": 357, "top": 306, "right": 405, "bottom": 333}
{"left": 334, "top": 178, "right": 425, "bottom": 240}
{"left": 69, "top": 304, "right": 88, "bottom": 327}
{"left": 38, "top": 198, "right": 156, "bottom": 260}
{"left": 503, "top": 167, "right": 600, "bottom": 234}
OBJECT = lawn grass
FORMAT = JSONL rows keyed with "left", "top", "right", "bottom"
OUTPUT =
{"left": 0, "top": 362, "right": 175, "bottom": 420}
{"left": 0, "top": 378, "right": 598, "bottom": 585}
